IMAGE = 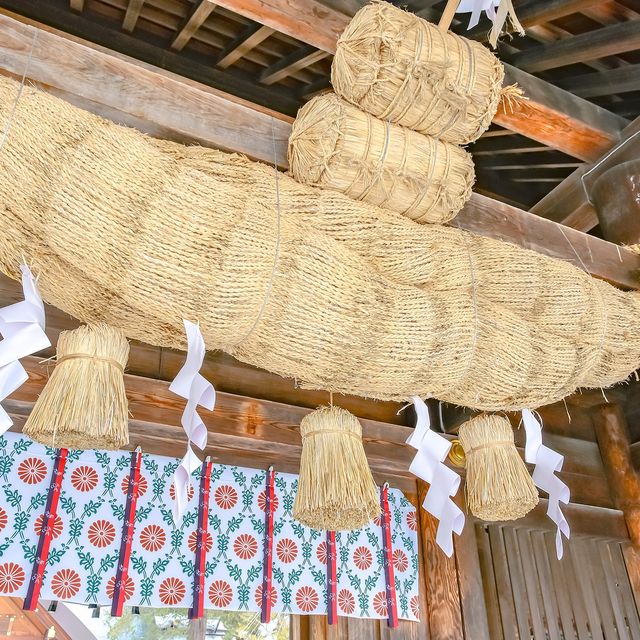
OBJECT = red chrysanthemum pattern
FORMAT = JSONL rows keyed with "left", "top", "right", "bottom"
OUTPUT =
{"left": 257, "top": 490, "right": 279, "bottom": 513}
{"left": 0, "top": 562, "right": 24, "bottom": 594}
{"left": 34, "top": 514, "right": 63, "bottom": 539}
{"left": 87, "top": 519, "right": 116, "bottom": 548}
{"left": 316, "top": 541, "right": 327, "bottom": 565}
{"left": 373, "top": 514, "right": 382, "bottom": 527}
{"left": 51, "top": 569, "right": 81, "bottom": 600}
{"left": 106, "top": 575, "right": 135, "bottom": 602}
{"left": 169, "top": 482, "right": 195, "bottom": 502}
{"left": 159, "top": 577, "right": 186, "bottom": 605}
{"left": 214, "top": 484, "right": 238, "bottom": 510}
{"left": 70, "top": 465, "right": 99, "bottom": 492}
{"left": 0, "top": 507, "right": 7, "bottom": 532}
{"left": 353, "top": 546, "right": 373, "bottom": 571}
{"left": 338, "top": 589, "right": 355, "bottom": 615}
{"left": 208, "top": 580, "right": 233, "bottom": 608}
{"left": 295, "top": 586, "right": 319, "bottom": 612}
{"left": 187, "top": 530, "right": 213, "bottom": 554}
{"left": 254, "top": 584, "right": 277, "bottom": 608}
{"left": 18, "top": 457, "right": 47, "bottom": 484}
{"left": 410, "top": 594, "right": 420, "bottom": 619}
{"left": 393, "top": 549, "right": 409, "bottom": 573}
{"left": 139, "top": 525, "right": 166, "bottom": 552}
{"left": 373, "top": 591, "right": 388, "bottom": 617}
{"left": 233, "top": 534, "right": 258, "bottom": 560}
{"left": 121, "top": 474, "right": 148, "bottom": 497}
{"left": 276, "top": 538, "right": 298, "bottom": 564}
{"left": 406, "top": 511, "right": 417, "bottom": 532}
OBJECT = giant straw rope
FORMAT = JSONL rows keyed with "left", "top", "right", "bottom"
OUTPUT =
{"left": 0, "top": 77, "right": 639, "bottom": 411}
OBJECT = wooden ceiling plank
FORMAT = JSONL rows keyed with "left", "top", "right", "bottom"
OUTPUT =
{"left": 1, "top": 11, "right": 639, "bottom": 288}
{"left": 123, "top": 0, "right": 145, "bottom": 32}
{"left": 510, "top": 19, "right": 640, "bottom": 73}
{"left": 558, "top": 64, "right": 640, "bottom": 98}
{"left": 530, "top": 115, "right": 640, "bottom": 230}
{"left": 497, "top": 64, "right": 628, "bottom": 162}
{"left": 216, "top": 23, "right": 274, "bottom": 68}
{"left": 70, "top": 0, "right": 85, "bottom": 11}
{"left": 260, "top": 45, "right": 329, "bottom": 85}
{"left": 171, "top": 0, "right": 217, "bottom": 51}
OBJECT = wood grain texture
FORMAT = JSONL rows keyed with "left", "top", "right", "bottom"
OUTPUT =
{"left": 417, "top": 481, "right": 463, "bottom": 640}
{"left": 498, "top": 65, "right": 627, "bottom": 162}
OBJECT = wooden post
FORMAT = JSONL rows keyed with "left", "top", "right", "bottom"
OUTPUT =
{"left": 417, "top": 480, "right": 464, "bottom": 640}
{"left": 594, "top": 403, "right": 640, "bottom": 547}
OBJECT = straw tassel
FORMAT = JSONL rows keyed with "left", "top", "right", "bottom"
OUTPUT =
{"left": 293, "top": 405, "right": 380, "bottom": 531}
{"left": 498, "top": 83, "right": 529, "bottom": 115}
{"left": 24, "top": 323, "right": 129, "bottom": 450}
{"left": 459, "top": 414, "right": 538, "bottom": 521}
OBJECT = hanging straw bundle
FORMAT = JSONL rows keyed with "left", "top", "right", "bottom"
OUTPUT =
{"left": 293, "top": 405, "right": 380, "bottom": 530}
{"left": 459, "top": 414, "right": 538, "bottom": 521}
{"left": 24, "top": 324, "right": 130, "bottom": 450}
{"left": 288, "top": 93, "right": 474, "bottom": 224}
{"left": 331, "top": 1, "right": 505, "bottom": 144}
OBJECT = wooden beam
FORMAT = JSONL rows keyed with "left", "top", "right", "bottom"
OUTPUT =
{"left": 530, "top": 116, "right": 640, "bottom": 230}
{"left": 496, "top": 64, "right": 627, "bottom": 162}
{"left": 1, "top": 12, "right": 639, "bottom": 289}
{"left": 510, "top": 20, "right": 640, "bottom": 72}
{"left": 0, "top": 10, "right": 293, "bottom": 164}
{"left": 260, "top": 45, "right": 329, "bottom": 85}
{"left": 171, "top": 0, "right": 216, "bottom": 51}
{"left": 211, "top": 0, "right": 348, "bottom": 54}
{"left": 558, "top": 64, "right": 640, "bottom": 99}
{"left": 0, "top": 0, "right": 300, "bottom": 116}
{"left": 215, "top": 23, "right": 274, "bottom": 69}
{"left": 594, "top": 404, "right": 640, "bottom": 546}
{"left": 123, "top": 0, "right": 145, "bottom": 32}
{"left": 69, "top": 0, "right": 84, "bottom": 11}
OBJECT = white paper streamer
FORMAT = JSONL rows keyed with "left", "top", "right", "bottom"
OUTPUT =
{"left": 170, "top": 320, "right": 216, "bottom": 523}
{"left": 456, "top": 0, "right": 524, "bottom": 46}
{"left": 406, "top": 396, "right": 464, "bottom": 557}
{"left": 523, "top": 408, "right": 570, "bottom": 558}
{"left": 0, "top": 265, "right": 50, "bottom": 433}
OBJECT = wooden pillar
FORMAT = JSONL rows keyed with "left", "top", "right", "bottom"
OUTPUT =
{"left": 594, "top": 403, "right": 640, "bottom": 546}
{"left": 417, "top": 480, "right": 464, "bottom": 640}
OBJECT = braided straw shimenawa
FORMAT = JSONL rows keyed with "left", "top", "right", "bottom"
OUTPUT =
{"left": 1, "top": 77, "right": 639, "bottom": 411}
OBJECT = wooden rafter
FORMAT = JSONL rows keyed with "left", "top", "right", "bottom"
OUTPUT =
{"left": 69, "top": 0, "right": 84, "bottom": 11}
{"left": 510, "top": 20, "right": 640, "bottom": 72}
{"left": 497, "top": 65, "right": 627, "bottom": 162}
{"left": 216, "top": 23, "right": 274, "bottom": 69}
{"left": 171, "top": 0, "right": 216, "bottom": 51}
{"left": 260, "top": 45, "right": 329, "bottom": 85}
{"left": 530, "top": 115, "right": 640, "bottom": 231}
{"left": 123, "top": 0, "right": 145, "bottom": 32}
{"left": 558, "top": 64, "right": 640, "bottom": 98}
{"left": 1, "top": 11, "right": 639, "bottom": 289}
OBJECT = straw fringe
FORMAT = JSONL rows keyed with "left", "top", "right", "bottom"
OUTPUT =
{"left": 2, "top": 77, "right": 640, "bottom": 410}
{"left": 459, "top": 414, "right": 538, "bottom": 521}
{"left": 331, "top": 1, "right": 505, "bottom": 144}
{"left": 23, "top": 324, "right": 130, "bottom": 450}
{"left": 498, "top": 83, "right": 529, "bottom": 115}
{"left": 293, "top": 405, "right": 380, "bottom": 531}
{"left": 288, "top": 93, "right": 474, "bottom": 224}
